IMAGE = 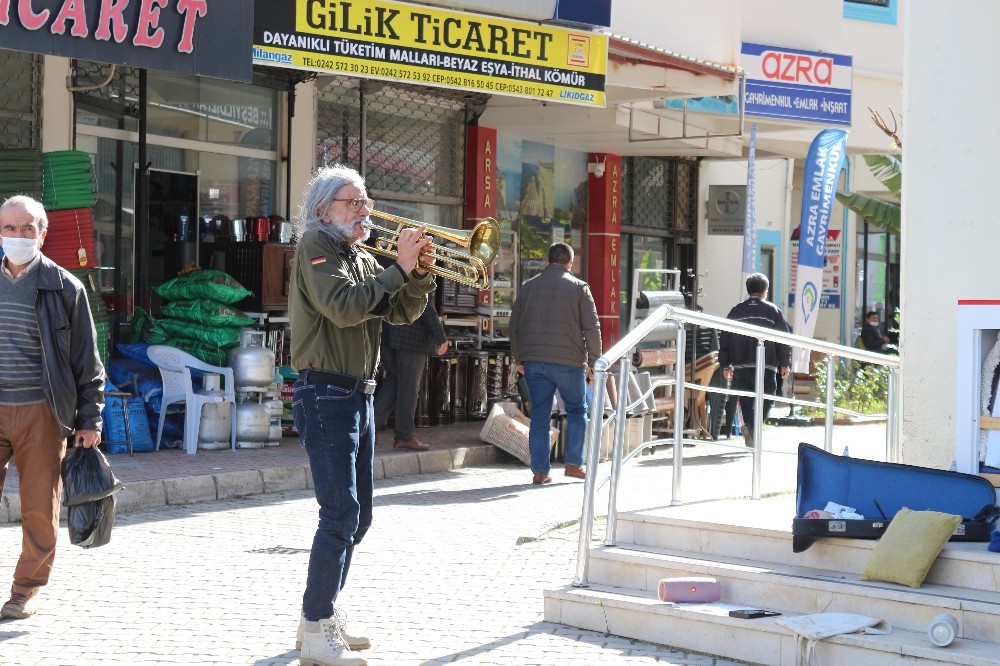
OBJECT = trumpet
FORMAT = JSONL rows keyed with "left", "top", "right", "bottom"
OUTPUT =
{"left": 361, "top": 210, "right": 501, "bottom": 289}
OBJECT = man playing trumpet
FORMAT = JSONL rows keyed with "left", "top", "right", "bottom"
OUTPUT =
{"left": 289, "top": 165, "right": 436, "bottom": 666}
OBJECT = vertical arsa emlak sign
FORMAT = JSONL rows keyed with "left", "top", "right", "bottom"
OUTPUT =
{"left": 791, "top": 128, "right": 848, "bottom": 373}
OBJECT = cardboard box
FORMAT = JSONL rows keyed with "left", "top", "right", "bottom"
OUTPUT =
{"left": 480, "top": 401, "right": 557, "bottom": 466}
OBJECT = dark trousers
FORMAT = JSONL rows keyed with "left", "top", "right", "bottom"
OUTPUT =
{"left": 732, "top": 367, "right": 778, "bottom": 432}
{"left": 374, "top": 346, "right": 427, "bottom": 441}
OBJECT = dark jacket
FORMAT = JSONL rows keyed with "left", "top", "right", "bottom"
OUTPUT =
{"left": 860, "top": 322, "right": 885, "bottom": 351}
{"left": 719, "top": 296, "right": 792, "bottom": 371}
{"left": 509, "top": 263, "right": 602, "bottom": 368}
{"left": 35, "top": 254, "right": 105, "bottom": 438}
{"left": 383, "top": 301, "right": 447, "bottom": 356}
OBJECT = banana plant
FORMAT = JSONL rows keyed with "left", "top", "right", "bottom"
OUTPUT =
{"left": 836, "top": 153, "right": 901, "bottom": 234}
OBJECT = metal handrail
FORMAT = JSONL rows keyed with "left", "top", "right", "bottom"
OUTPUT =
{"left": 573, "top": 305, "right": 900, "bottom": 587}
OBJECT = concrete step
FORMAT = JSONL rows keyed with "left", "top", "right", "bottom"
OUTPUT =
{"left": 614, "top": 497, "right": 1000, "bottom": 593}
{"left": 544, "top": 583, "right": 1000, "bottom": 666}
{"left": 585, "top": 544, "right": 1000, "bottom": 642}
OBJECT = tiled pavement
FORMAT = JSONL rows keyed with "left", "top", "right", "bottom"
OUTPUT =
{"left": 1, "top": 421, "right": 503, "bottom": 524}
{"left": 0, "top": 419, "right": 891, "bottom": 665}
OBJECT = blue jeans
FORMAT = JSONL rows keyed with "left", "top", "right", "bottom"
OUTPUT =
{"left": 523, "top": 361, "right": 588, "bottom": 473}
{"left": 292, "top": 378, "right": 374, "bottom": 622}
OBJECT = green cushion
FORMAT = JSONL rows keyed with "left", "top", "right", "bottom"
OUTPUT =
{"left": 860, "top": 508, "right": 961, "bottom": 588}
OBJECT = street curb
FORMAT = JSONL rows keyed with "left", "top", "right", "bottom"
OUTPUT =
{"left": 1, "top": 443, "right": 509, "bottom": 524}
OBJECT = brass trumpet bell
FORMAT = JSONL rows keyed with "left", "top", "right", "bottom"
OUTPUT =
{"left": 361, "top": 210, "right": 502, "bottom": 289}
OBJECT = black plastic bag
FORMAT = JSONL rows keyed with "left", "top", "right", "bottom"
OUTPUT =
{"left": 61, "top": 446, "right": 123, "bottom": 549}
{"left": 62, "top": 446, "right": 123, "bottom": 505}
{"left": 66, "top": 495, "right": 117, "bottom": 549}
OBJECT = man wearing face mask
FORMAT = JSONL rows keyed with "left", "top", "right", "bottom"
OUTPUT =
{"left": 0, "top": 195, "right": 105, "bottom": 620}
{"left": 288, "top": 165, "right": 435, "bottom": 666}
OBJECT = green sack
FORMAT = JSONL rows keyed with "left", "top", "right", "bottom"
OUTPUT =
{"left": 132, "top": 307, "right": 168, "bottom": 344}
{"left": 164, "top": 337, "right": 229, "bottom": 366}
{"left": 159, "top": 318, "right": 242, "bottom": 348}
{"left": 154, "top": 270, "right": 251, "bottom": 305}
{"left": 160, "top": 300, "right": 256, "bottom": 327}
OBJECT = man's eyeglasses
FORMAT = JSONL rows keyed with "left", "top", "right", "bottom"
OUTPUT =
{"left": 332, "top": 197, "right": 375, "bottom": 212}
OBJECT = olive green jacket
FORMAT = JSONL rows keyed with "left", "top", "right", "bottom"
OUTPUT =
{"left": 289, "top": 228, "right": 434, "bottom": 379}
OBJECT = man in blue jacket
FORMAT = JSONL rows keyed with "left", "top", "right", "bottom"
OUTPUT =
{"left": 510, "top": 243, "right": 602, "bottom": 485}
{"left": 0, "top": 195, "right": 105, "bottom": 620}
{"left": 719, "top": 273, "right": 791, "bottom": 448}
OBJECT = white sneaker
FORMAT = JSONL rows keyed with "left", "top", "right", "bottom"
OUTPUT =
{"left": 299, "top": 617, "right": 367, "bottom": 666}
{"left": 296, "top": 610, "right": 371, "bottom": 650}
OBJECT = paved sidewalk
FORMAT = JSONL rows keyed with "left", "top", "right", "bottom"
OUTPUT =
{"left": 1, "top": 421, "right": 503, "bottom": 524}
{"left": 1, "top": 416, "right": 892, "bottom": 524}
{"left": 0, "top": 421, "right": 890, "bottom": 665}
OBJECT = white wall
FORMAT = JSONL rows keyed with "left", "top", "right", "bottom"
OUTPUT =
{"left": 288, "top": 79, "right": 317, "bottom": 216}
{"left": 698, "top": 159, "right": 795, "bottom": 315}
{"left": 41, "top": 57, "right": 74, "bottom": 152}
{"left": 901, "top": 2, "right": 1000, "bottom": 468}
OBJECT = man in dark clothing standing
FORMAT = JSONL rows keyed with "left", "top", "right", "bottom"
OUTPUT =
{"left": 374, "top": 301, "right": 449, "bottom": 451}
{"left": 509, "top": 243, "right": 602, "bottom": 485}
{"left": 719, "top": 273, "right": 792, "bottom": 448}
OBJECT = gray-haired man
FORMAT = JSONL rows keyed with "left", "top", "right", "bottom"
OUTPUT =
{"left": 289, "top": 165, "right": 435, "bottom": 665}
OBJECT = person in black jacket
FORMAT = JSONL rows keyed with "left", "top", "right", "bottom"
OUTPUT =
{"left": 374, "top": 301, "right": 449, "bottom": 450}
{"left": 719, "top": 273, "right": 791, "bottom": 448}
{"left": 0, "top": 195, "right": 105, "bottom": 620}
{"left": 860, "top": 310, "right": 891, "bottom": 352}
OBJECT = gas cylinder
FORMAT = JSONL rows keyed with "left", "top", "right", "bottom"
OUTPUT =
{"left": 229, "top": 331, "right": 275, "bottom": 389}
{"left": 234, "top": 400, "right": 270, "bottom": 449}
{"left": 197, "top": 373, "right": 231, "bottom": 450}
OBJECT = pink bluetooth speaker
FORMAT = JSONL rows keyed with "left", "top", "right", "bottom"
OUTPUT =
{"left": 657, "top": 577, "right": 722, "bottom": 603}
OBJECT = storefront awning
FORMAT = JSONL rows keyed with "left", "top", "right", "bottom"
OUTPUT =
{"left": 604, "top": 34, "right": 740, "bottom": 104}
{"left": 481, "top": 33, "right": 745, "bottom": 157}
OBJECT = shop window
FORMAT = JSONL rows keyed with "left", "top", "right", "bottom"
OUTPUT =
{"left": 317, "top": 78, "right": 484, "bottom": 229}
{"left": 0, "top": 50, "right": 41, "bottom": 150}
{"left": 855, "top": 227, "right": 899, "bottom": 335}
{"left": 316, "top": 77, "right": 362, "bottom": 172}
{"left": 618, "top": 234, "right": 671, "bottom": 331}
{"left": 145, "top": 73, "right": 279, "bottom": 151}
{"left": 73, "top": 62, "right": 281, "bottom": 323}
{"left": 624, "top": 159, "right": 669, "bottom": 230}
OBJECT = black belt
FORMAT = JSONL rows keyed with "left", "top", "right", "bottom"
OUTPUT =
{"left": 300, "top": 369, "right": 377, "bottom": 395}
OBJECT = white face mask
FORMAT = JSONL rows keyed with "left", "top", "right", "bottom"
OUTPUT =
{"left": 2, "top": 236, "right": 40, "bottom": 266}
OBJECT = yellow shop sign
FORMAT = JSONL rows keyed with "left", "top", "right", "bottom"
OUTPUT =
{"left": 252, "top": 0, "right": 607, "bottom": 107}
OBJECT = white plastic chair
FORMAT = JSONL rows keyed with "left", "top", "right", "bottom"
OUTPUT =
{"left": 147, "top": 345, "right": 236, "bottom": 455}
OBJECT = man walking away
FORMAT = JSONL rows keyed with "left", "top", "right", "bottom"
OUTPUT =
{"left": 509, "top": 243, "right": 602, "bottom": 485}
{"left": 719, "top": 273, "right": 791, "bottom": 448}
{"left": 0, "top": 195, "right": 105, "bottom": 620}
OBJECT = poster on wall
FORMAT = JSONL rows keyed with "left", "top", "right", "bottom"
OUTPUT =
{"left": 496, "top": 136, "right": 588, "bottom": 280}
{"left": 788, "top": 228, "right": 842, "bottom": 309}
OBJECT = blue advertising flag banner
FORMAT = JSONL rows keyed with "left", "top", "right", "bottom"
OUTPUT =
{"left": 742, "top": 123, "right": 758, "bottom": 279}
{"left": 792, "top": 128, "right": 849, "bottom": 371}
